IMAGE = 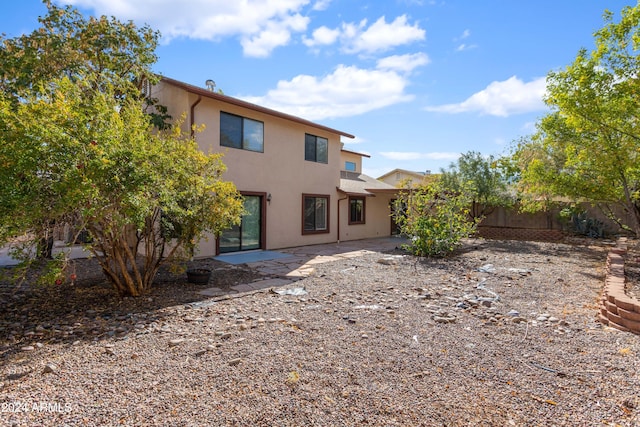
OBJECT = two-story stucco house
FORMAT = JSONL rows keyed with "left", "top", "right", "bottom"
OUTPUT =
{"left": 151, "top": 77, "right": 397, "bottom": 257}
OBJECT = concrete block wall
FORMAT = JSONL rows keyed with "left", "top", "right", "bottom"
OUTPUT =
{"left": 599, "top": 238, "right": 640, "bottom": 334}
{"left": 477, "top": 226, "right": 566, "bottom": 242}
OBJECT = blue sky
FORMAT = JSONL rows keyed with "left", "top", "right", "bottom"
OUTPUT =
{"left": 2, "top": 0, "right": 636, "bottom": 177}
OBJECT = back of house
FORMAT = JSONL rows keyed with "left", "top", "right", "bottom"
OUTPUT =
{"left": 152, "top": 77, "right": 398, "bottom": 256}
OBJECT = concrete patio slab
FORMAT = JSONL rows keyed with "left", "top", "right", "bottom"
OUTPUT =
{"left": 0, "top": 241, "right": 97, "bottom": 267}
{"left": 248, "top": 278, "right": 293, "bottom": 290}
{"left": 214, "top": 250, "right": 293, "bottom": 265}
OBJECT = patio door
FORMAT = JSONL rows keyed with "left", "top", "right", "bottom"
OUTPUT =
{"left": 219, "top": 194, "right": 264, "bottom": 253}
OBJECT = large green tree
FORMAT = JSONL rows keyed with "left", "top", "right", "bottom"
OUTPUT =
{"left": 510, "top": 3, "right": 640, "bottom": 236}
{"left": 0, "top": 1, "right": 157, "bottom": 101}
{"left": 0, "top": 3, "right": 243, "bottom": 296}
{"left": 440, "top": 151, "right": 513, "bottom": 221}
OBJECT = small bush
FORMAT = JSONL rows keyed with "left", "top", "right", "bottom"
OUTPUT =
{"left": 394, "top": 183, "right": 479, "bottom": 257}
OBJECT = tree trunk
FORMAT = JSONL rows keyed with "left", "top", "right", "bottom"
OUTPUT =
{"left": 620, "top": 178, "right": 640, "bottom": 237}
{"left": 89, "top": 228, "right": 149, "bottom": 297}
{"left": 37, "top": 235, "right": 54, "bottom": 259}
{"left": 630, "top": 203, "right": 640, "bottom": 238}
{"left": 88, "top": 217, "right": 186, "bottom": 297}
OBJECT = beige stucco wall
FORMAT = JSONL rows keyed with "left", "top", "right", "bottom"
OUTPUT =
{"left": 340, "top": 150, "right": 362, "bottom": 173}
{"left": 338, "top": 193, "right": 394, "bottom": 242}
{"left": 153, "top": 81, "right": 349, "bottom": 255}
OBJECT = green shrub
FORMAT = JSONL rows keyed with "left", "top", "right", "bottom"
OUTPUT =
{"left": 394, "top": 182, "right": 479, "bottom": 257}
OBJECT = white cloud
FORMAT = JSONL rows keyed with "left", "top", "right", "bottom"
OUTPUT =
{"left": 454, "top": 29, "right": 476, "bottom": 51}
{"left": 424, "top": 76, "right": 547, "bottom": 117}
{"left": 242, "top": 13, "right": 309, "bottom": 57}
{"left": 58, "top": 0, "right": 311, "bottom": 57}
{"left": 312, "top": 0, "right": 331, "bottom": 11}
{"left": 344, "top": 15, "right": 425, "bottom": 54}
{"left": 303, "top": 25, "right": 341, "bottom": 47}
{"left": 455, "top": 43, "right": 477, "bottom": 52}
{"left": 303, "top": 15, "right": 425, "bottom": 54}
{"left": 457, "top": 29, "right": 470, "bottom": 40}
{"left": 379, "top": 151, "right": 460, "bottom": 161}
{"left": 376, "top": 52, "right": 429, "bottom": 73}
{"left": 240, "top": 65, "right": 414, "bottom": 120}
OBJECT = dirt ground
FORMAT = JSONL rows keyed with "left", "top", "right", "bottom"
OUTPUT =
{"left": 1, "top": 238, "right": 639, "bottom": 426}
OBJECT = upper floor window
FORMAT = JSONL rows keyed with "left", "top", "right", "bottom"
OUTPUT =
{"left": 345, "top": 161, "right": 356, "bottom": 172}
{"left": 305, "top": 134, "right": 328, "bottom": 163}
{"left": 220, "top": 112, "right": 264, "bottom": 152}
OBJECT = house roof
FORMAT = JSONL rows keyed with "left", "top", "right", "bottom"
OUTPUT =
{"left": 160, "top": 76, "right": 355, "bottom": 139}
{"left": 377, "top": 168, "right": 427, "bottom": 180}
{"left": 340, "top": 148, "right": 371, "bottom": 158}
{"left": 338, "top": 171, "right": 398, "bottom": 196}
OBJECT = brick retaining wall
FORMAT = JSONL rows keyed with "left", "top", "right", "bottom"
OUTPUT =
{"left": 598, "top": 238, "right": 640, "bottom": 334}
{"left": 476, "top": 226, "right": 566, "bottom": 242}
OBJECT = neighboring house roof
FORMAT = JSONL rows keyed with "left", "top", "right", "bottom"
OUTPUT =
{"left": 377, "top": 168, "right": 427, "bottom": 181}
{"left": 340, "top": 148, "right": 371, "bottom": 158}
{"left": 160, "top": 76, "right": 355, "bottom": 139}
{"left": 338, "top": 171, "right": 398, "bottom": 196}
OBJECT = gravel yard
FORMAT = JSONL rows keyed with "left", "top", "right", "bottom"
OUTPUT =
{"left": 1, "top": 238, "right": 639, "bottom": 426}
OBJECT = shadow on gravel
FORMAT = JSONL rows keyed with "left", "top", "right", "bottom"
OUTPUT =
{"left": 403, "top": 238, "right": 610, "bottom": 277}
{"left": 0, "top": 257, "right": 263, "bottom": 360}
{"left": 466, "top": 238, "right": 610, "bottom": 261}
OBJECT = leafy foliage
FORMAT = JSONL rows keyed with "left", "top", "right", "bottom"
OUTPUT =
{"left": 558, "top": 207, "right": 606, "bottom": 238}
{"left": 440, "top": 151, "right": 513, "bottom": 220}
{"left": 0, "top": 3, "right": 243, "bottom": 296}
{"left": 0, "top": 1, "right": 158, "bottom": 102}
{"left": 509, "top": 3, "right": 640, "bottom": 236}
{"left": 394, "top": 182, "right": 478, "bottom": 257}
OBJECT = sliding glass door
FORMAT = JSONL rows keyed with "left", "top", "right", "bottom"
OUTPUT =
{"left": 219, "top": 195, "right": 262, "bottom": 253}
